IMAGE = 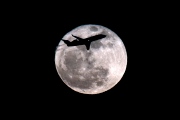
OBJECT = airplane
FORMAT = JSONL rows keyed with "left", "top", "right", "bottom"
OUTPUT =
{"left": 61, "top": 34, "right": 106, "bottom": 50}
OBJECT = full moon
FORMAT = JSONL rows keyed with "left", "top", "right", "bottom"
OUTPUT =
{"left": 55, "top": 24, "right": 127, "bottom": 94}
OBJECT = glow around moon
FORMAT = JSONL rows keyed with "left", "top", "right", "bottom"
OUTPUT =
{"left": 55, "top": 24, "right": 127, "bottom": 94}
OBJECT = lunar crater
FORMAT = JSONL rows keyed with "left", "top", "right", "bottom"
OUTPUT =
{"left": 96, "top": 81, "right": 104, "bottom": 86}
{"left": 90, "top": 26, "right": 98, "bottom": 31}
{"left": 90, "top": 40, "right": 104, "bottom": 49}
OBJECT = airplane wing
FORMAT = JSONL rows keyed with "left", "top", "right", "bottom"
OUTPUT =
{"left": 62, "top": 39, "right": 72, "bottom": 46}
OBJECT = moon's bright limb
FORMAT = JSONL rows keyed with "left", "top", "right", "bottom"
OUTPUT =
{"left": 55, "top": 24, "right": 127, "bottom": 94}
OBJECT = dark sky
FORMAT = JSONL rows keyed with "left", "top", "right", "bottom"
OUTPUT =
{"left": 26, "top": 13, "right": 154, "bottom": 102}
{"left": 10, "top": 4, "right": 167, "bottom": 112}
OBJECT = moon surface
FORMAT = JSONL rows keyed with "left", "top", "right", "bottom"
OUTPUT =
{"left": 55, "top": 24, "right": 127, "bottom": 94}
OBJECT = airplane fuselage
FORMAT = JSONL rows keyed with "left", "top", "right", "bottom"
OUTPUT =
{"left": 66, "top": 40, "right": 87, "bottom": 46}
{"left": 62, "top": 34, "right": 106, "bottom": 50}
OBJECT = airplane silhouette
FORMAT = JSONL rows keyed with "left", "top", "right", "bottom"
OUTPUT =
{"left": 61, "top": 34, "right": 106, "bottom": 50}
